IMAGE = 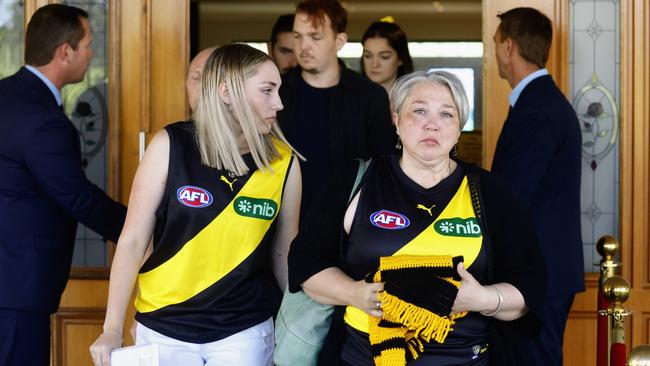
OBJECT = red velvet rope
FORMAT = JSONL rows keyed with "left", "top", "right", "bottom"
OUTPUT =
{"left": 597, "top": 292, "right": 610, "bottom": 366}
{"left": 610, "top": 342, "right": 626, "bottom": 366}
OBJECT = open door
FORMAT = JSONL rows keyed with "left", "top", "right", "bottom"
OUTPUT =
{"left": 45, "top": 0, "right": 189, "bottom": 364}
{"left": 483, "top": 0, "right": 650, "bottom": 364}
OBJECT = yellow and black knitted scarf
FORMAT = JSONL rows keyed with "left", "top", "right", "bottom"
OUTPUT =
{"left": 368, "top": 254, "right": 467, "bottom": 366}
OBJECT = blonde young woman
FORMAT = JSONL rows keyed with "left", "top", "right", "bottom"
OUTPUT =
{"left": 288, "top": 71, "right": 545, "bottom": 365}
{"left": 90, "top": 44, "right": 302, "bottom": 366}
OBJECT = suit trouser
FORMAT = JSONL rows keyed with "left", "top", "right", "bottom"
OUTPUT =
{"left": 0, "top": 308, "right": 50, "bottom": 366}
{"left": 514, "top": 295, "right": 575, "bottom": 366}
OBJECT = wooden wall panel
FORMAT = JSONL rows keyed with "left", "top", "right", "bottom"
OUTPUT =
{"left": 564, "top": 286, "right": 599, "bottom": 363}
{"left": 59, "top": 280, "right": 109, "bottom": 309}
{"left": 119, "top": 0, "right": 189, "bottom": 201}
{"left": 119, "top": 0, "right": 148, "bottom": 203}
{"left": 457, "top": 131, "right": 483, "bottom": 167}
{"left": 52, "top": 310, "right": 105, "bottom": 366}
{"left": 150, "top": 0, "right": 190, "bottom": 134}
{"left": 640, "top": 313, "right": 650, "bottom": 345}
{"left": 563, "top": 311, "right": 598, "bottom": 366}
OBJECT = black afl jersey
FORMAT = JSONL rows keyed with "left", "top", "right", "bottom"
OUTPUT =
{"left": 134, "top": 121, "right": 294, "bottom": 343}
{"left": 342, "top": 156, "right": 489, "bottom": 364}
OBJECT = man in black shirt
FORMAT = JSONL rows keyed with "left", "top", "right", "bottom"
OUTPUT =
{"left": 279, "top": 0, "right": 396, "bottom": 217}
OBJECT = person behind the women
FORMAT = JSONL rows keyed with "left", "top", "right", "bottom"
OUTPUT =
{"left": 360, "top": 17, "right": 414, "bottom": 93}
{"left": 288, "top": 70, "right": 546, "bottom": 365}
{"left": 90, "top": 44, "right": 302, "bottom": 366}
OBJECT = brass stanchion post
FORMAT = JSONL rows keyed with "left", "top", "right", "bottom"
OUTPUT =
{"left": 599, "top": 276, "right": 631, "bottom": 366}
{"left": 597, "top": 235, "right": 621, "bottom": 366}
{"left": 628, "top": 345, "right": 650, "bottom": 365}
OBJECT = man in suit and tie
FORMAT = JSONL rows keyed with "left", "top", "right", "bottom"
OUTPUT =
{"left": 491, "top": 7, "right": 583, "bottom": 366}
{"left": 0, "top": 4, "right": 126, "bottom": 365}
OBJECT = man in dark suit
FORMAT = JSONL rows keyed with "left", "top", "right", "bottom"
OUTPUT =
{"left": 0, "top": 5, "right": 127, "bottom": 365}
{"left": 491, "top": 7, "right": 583, "bottom": 366}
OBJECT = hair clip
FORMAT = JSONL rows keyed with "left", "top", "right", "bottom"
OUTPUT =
{"left": 379, "top": 16, "right": 395, "bottom": 23}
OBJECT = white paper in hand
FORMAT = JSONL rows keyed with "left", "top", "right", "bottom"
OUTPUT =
{"left": 110, "top": 343, "right": 159, "bottom": 366}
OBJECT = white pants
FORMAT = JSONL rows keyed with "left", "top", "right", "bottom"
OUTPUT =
{"left": 136, "top": 317, "right": 274, "bottom": 366}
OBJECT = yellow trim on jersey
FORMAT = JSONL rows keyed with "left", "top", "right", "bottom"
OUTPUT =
{"left": 135, "top": 140, "right": 292, "bottom": 313}
{"left": 344, "top": 177, "right": 482, "bottom": 332}
{"left": 395, "top": 177, "right": 481, "bottom": 263}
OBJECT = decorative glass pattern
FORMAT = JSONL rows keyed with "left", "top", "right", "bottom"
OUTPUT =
{"left": 0, "top": 0, "right": 24, "bottom": 78}
{"left": 570, "top": 0, "right": 620, "bottom": 272}
{"left": 62, "top": 0, "right": 111, "bottom": 267}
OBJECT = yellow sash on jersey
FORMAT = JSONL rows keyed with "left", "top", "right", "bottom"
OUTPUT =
{"left": 135, "top": 141, "right": 292, "bottom": 313}
{"left": 345, "top": 177, "right": 483, "bottom": 332}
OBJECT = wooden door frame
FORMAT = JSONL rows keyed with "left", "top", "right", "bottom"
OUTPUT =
{"left": 45, "top": 0, "right": 190, "bottom": 364}
{"left": 621, "top": 0, "right": 650, "bottom": 348}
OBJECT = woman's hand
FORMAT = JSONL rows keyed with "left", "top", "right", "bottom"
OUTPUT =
{"left": 349, "top": 280, "right": 385, "bottom": 318}
{"left": 302, "top": 268, "right": 385, "bottom": 317}
{"left": 89, "top": 330, "right": 123, "bottom": 366}
{"left": 451, "top": 262, "right": 492, "bottom": 314}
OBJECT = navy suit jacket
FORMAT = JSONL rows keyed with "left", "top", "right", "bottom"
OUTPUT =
{"left": 491, "top": 75, "right": 584, "bottom": 297}
{"left": 0, "top": 67, "right": 127, "bottom": 314}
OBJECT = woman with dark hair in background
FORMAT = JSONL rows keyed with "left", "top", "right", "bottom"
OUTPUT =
{"left": 361, "top": 17, "right": 414, "bottom": 93}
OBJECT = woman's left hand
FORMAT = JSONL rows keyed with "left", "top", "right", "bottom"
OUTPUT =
{"left": 451, "top": 262, "right": 490, "bottom": 314}
{"left": 89, "top": 330, "right": 123, "bottom": 366}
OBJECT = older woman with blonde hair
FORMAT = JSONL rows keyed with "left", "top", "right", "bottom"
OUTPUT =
{"left": 90, "top": 44, "right": 302, "bottom": 366}
{"left": 288, "top": 70, "right": 546, "bottom": 365}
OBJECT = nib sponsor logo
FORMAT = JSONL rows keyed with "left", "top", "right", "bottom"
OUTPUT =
{"left": 434, "top": 218, "right": 481, "bottom": 237}
{"left": 234, "top": 196, "right": 278, "bottom": 220}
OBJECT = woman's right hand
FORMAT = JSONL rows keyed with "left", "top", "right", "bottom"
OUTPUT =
{"left": 89, "top": 330, "right": 123, "bottom": 366}
{"left": 349, "top": 280, "right": 385, "bottom": 318}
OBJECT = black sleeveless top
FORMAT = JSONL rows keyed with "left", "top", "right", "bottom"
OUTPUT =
{"left": 342, "top": 156, "right": 490, "bottom": 365}
{"left": 134, "top": 121, "right": 293, "bottom": 343}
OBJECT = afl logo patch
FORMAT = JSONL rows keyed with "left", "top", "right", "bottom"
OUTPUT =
{"left": 177, "top": 185, "right": 213, "bottom": 208}
{"left": 369, "top": 210, "right": 410, "bottom": 230}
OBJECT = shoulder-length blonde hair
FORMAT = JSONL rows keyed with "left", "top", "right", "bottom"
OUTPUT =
{"left": 193, "top": 43, "right": 298, "bottom": 175}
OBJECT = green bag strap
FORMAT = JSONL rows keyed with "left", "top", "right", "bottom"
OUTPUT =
{"left": 348, "top": 158, "right": 371, "bottom": 204}
{"left": 339, "top": 158, "right": 371, "bottom": 269}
